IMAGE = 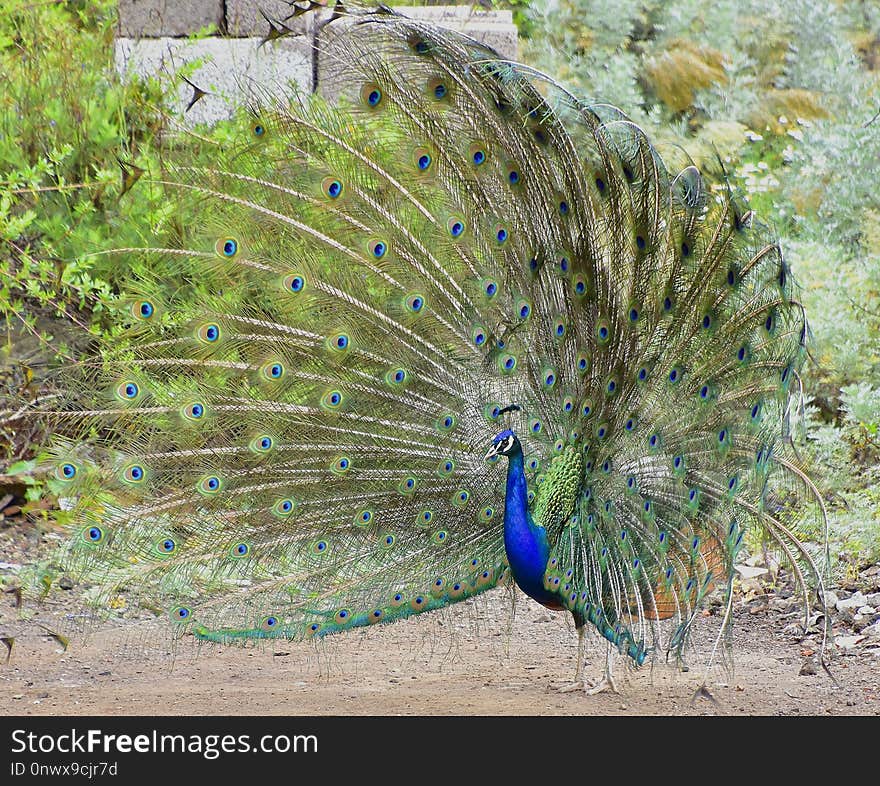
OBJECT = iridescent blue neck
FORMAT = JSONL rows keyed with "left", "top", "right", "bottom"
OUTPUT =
{"left": 502, "top": 439, "right": 559, "bottom": 608}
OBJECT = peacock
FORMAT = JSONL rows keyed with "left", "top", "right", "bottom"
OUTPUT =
{"left": 39, "top": 3, "right": 828, "bottom": 694}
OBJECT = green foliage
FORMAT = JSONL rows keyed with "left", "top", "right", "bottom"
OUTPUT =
{"left": 1, "top": 2, "right": 150, "bottom": 334}
{"left": 522, "top": 0, "right": 880, "bottom": 568}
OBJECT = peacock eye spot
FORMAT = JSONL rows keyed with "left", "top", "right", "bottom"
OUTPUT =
{"left": 326, "top": 180, "right": 342, "bottom": 198}
{"left": 139, "top": 301, "right": 153, "bottom": 317}
{"left": 417, "top": 154, "right": 431, "bottom": 170}
{"left": 497, "top": 228, "right": 508, "bottom": 243}
{"left": 290, "top": 275, "right": 304, "bottom": 292}
{"left": 433, "top": 83, "right": 447, "bottom": 99}
{"left": 372, "top": 242, "right": 386, "bottom": 258}
{"left": 367, "top": 88, "right": 381, "bottom": 106}
{"left": 473, "top": 149, "right": 485, "bottom": 165}
{"left": 508, "top": 170, "right": 520, "bottom": 185}
{"left": 223, "top": 239, "right": 237, "bottom": 256}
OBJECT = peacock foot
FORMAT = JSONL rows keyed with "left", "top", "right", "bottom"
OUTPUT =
{"left": 586, "top": 674, "right": 619, "bottom": 695}
{"left": 554, "top": 679, "right": 590, "bottom": 693}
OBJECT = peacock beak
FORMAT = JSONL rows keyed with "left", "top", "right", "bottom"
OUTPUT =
{"left": 484, "top": 443, "right": 501, "bottom": 461}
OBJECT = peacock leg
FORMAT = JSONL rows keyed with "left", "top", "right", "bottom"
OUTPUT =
{"left": 586, "top": 642, "right": 619, "bottom": 695}
{"left": 555, "top": 623, "right": 589, "bottom": 692}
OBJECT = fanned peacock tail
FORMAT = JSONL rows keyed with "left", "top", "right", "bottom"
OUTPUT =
{"left": 43, "top": 6, "right": 826, "bottom": 670}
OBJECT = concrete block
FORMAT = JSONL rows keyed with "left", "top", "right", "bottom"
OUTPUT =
{"left": 226, "top": 0, "right": 315, "bottom": 37}
{"left": 315, "top": 7, "right": 519, "bottom": 102}
{"left": 117, "top": 0, "right": 224, "bottom": 37}
{"left": 390, "top": 6, "right": 513, "bottom": 25}
{"left": 115, "top": 36, "right": 312, "bottom": 126}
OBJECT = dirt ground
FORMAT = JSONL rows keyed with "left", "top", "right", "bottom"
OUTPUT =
{"left": 2, "top": 513, "right": 880, "bottom": 717}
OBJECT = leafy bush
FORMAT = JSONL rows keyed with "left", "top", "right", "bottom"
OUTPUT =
{"left": 524, "top": 0, "right": 880, "bottom": 570}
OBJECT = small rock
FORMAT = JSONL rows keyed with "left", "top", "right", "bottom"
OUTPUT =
{"left": 798, "top": 659, "right": 817, "bottom": 676}
{"left": 836, "top": 592, "right": 867, "bottom": 612}
{"left": 858, "top": 606, "right": 875, "bottom": 616}
{"left": 58, "top": 576, "right": 75, "bottom": 591}
{"left": 735, "top": 564, "right": 768, "bottom": 579}
{"left": 866, "top": 592, "right": 880, "bottom": 608}
{"left": 863, "top": 621, "right": 880, "bottom": 639}
{"left": 821, "top": 590, "right": 839, "bottom": 609}
{"left": 835, "top": 634, "right": 866, "bottom": 650}
{"left": 533, "top": 613, "right": 552, "bottom": 623}
{"left": 769, "top": 597, "right": 790, "bottom": 612}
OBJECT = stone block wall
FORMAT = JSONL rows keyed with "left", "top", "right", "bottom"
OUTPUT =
{"left": 115, "top": 3, "right": 519, "bottom": 123}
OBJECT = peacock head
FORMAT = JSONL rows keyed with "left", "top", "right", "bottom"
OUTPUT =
{"left": 485, "top": 429, "right": 520, "bottom": 460}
